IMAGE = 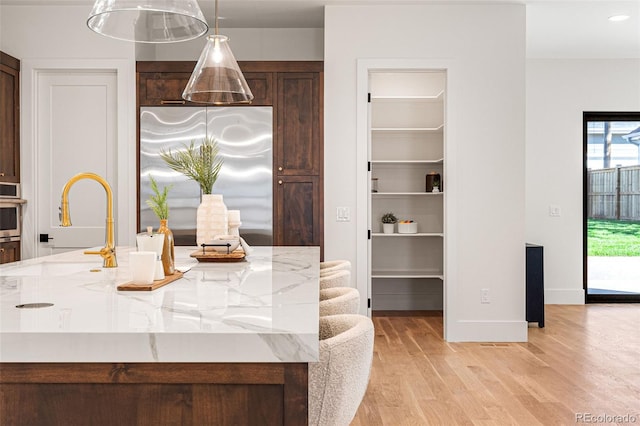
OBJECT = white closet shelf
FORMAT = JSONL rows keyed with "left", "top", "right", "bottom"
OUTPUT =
{"left": 371, "top": 159, "right": 444, "bottom": 164}
{"left": 372, "top": 232, "right": 443, "bottom": 237}
{"left": 370, "top": 91, "right": 444, "bottom": 102}
{"left": 372, "top": 125, "right": 444, "bottom": 132}
{"left": 372, "top": 192, "right": 443, "bottom": 196}
{"left": 371, "top": 270, "right": 444, "bottom": 280}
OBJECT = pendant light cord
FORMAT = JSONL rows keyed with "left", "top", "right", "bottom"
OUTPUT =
{"left": 214, "top": 0, "right": 219, "bottom": 35}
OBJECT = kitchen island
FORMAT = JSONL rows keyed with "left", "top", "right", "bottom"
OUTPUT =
{"left": 0, "top": 246, "right": 319, "bottom": 425}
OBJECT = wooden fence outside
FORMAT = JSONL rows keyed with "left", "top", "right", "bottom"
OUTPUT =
{"left": 587, "top": 165, "right": 640, "bottom": 221}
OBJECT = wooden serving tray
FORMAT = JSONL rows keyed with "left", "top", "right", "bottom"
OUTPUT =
{"left": 190, "top": 249, "right": 246, "bottom": 262}
{"left": 117, "top": 271, "right": 184, "bottom": 291}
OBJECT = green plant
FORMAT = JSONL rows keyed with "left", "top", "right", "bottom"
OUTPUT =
{"left": 146, "top": 175, "right": 172, "bottom": 220}
{"left": 160, "top": 137, "right": 224, "bottom": 194}
{"left": 381, "top": 212, "right": 398, "bottom": 224}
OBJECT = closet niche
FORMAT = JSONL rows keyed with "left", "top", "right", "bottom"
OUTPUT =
{"left": 369, "top": 70, "right": 446, "bottom": 311}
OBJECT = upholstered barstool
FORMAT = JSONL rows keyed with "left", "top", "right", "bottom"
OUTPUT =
{"left": 319, "top": 269, "right": 350, "bottom": 290}
{"left": 308, "top": 314, "right": 374, "bottom": 426}
{"left": 319, "top": 287, "right": 360, "bottom": 316}
{"left": 319, "top": 259, "right": 351, "bottom": 277}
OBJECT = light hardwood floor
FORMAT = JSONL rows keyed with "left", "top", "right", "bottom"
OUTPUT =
{"left": 352, "top": 305, "right": 640, "bottom": 425}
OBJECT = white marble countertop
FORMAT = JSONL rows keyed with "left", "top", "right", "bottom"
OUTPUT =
{"left": 0, "top": 246, "right": 319, "bottom": 363}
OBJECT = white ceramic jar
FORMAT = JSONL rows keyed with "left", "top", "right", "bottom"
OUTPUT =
{"left": 196, "top": 194, "right": 229, "bottom": 248}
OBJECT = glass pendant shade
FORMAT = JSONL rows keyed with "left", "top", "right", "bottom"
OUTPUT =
{"left": 182, "top": 35, "right": 254, "bottom": 104}
{"left": 87, "top": 0, "right": 209, "bottom": 43}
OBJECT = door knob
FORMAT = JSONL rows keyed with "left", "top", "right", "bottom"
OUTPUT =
{"left": 278, "top": 166, "right": 283, "bottom": 171}
{"left": 39, "top": 234, "right": 54, "bottom": 243}
{"left": 278, "top": 180, "right": 283, "bottom": 185}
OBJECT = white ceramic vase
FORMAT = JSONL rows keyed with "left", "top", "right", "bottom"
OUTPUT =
{"left": 197, "top": 194, "right": 229, "bottom": 247}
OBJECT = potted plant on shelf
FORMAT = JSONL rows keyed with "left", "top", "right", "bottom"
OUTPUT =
{"left": 381, "top": 212, "right": 397, "bottom": 234}
{"left": 160, "top": 137, "right": 228, "bottom": 247}
{"left": 146, "top": 175, "right": 175, "bottom": 275}
{"left": 432, "top": 176, "right": 441, "bottom": 193}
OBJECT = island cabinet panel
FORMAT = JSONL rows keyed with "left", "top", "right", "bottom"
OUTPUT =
{"left": 136, "top": 61, "right": 323, "bottom": 253}
{"left": 0, "top": 51, "right": 20, "bottom": 183}
{"left": 0, "top": 363, "right": 307, "bottom": 426}
{"left": 0, "top": 240, "right": 20, "bottom": 264}
{"left": 275, "top": 175, "right": 321, "bottom": 247}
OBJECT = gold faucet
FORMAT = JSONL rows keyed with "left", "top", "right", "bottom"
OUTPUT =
{"left": 60, "top": 172, "right": 117, "bottom": 268}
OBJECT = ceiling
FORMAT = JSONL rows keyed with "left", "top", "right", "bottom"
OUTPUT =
{"left": 1, "top": 0, "right": 638, "bottom": 58}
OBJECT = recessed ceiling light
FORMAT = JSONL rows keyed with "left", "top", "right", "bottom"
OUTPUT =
{"left": 608, "top": 14, "right": 630, "bottom": 22}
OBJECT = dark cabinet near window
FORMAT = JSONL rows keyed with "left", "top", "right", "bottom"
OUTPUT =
{"left": 0, "top": 240, "right": 20, "bottom": 264}
{"left": 136, "top": 61, "right": 323, "bottom": 254}
{"left": 1, "top": 51, "right": 20, "bottom": 183}
{"left": 526, "top": 243, "right": 544, "bottom": 327}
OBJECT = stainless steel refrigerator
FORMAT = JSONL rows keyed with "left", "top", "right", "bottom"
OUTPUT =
{"left": 139, "top": 106, "right": 273, "bottom": 245}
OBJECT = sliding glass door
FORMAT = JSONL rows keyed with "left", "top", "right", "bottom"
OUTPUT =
{"left": 584, "top": 112, "right": 640, "bottom": 302}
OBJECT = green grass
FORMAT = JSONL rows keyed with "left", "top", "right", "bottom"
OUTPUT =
{"left": 587, "top": 219, "right": 640, "bottom": 256}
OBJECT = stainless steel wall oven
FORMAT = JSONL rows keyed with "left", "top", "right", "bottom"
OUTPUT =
{"left": 0, "top": 182, "right": 24, "bottom": 242}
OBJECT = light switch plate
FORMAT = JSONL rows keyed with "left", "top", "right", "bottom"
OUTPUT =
{"left": 549, "top": 205, "right": 561, "bottom": 217}
{"left": 336, "top": 207, "right": 350, "bottom": 222}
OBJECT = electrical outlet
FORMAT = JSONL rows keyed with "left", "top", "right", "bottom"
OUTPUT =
{"left": 481, "top": 288, "right": 491, "bottom": 304}
{"left": 336, "top": 207, "right": 350, "bottom": 222}
{"left": 549, "top": 205, "right": 561, "bottom": 217}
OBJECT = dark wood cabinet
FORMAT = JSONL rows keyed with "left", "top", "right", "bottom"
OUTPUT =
{"left": 0, "top": 51, "right": 20, "bottom": 183}
{"left": 136, "top": 61, "right": 323, "bottom": 253}
{"left": 275, "top": 175, "right": 321, "bottom": 247}
{"left": 274, "top": 70, "right": 323, "bottom": 252}
{"left": 137, "top": 62, "right": 273, "bottom": 106}
{"left": 0, "top": 240, "right": 20, "bottom": 264}
{"left": 1, "top": 362, "right": 307, "bottom": 425}
{"left": 275, "top": 72, "right": 321, "bottom": 176}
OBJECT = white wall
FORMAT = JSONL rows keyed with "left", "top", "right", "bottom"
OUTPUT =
{"left": 526, "top": 58, "right": 640, "bottom": 304}
{"left": 139, "top": 28, "right": 323, "bottom": 61}
{"left": 325, "top": 4, "right": 527, "bottom": 341}
{"left": 0, "top": 5, "right": 132, "bottom": 59}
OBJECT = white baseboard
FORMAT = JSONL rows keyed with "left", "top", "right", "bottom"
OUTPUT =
{"left": 446, "top": 320, "right": 528, "bottom": 342}
{"left": 545, "top": 288, "right": 585, "bottom": 304}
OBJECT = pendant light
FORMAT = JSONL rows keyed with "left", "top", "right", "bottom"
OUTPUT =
{"left": 87, "top": 0, "right": 209, "bottom": 43}
{"left": 182, "top": 0, "right": 254, "bottom": 104}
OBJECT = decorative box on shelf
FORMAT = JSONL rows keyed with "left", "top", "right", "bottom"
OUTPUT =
{"left": 397, "top": 221, "right": 418, "bottom": 234}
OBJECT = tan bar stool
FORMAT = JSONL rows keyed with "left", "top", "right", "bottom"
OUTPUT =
{"left": 319, "top": 269, "right": 350, "bottom": 290}
{"left": 319, "top": 287, "right": 360, "bottom": 316}
{"left": 319, "top": 259, "right": 351, "bottom": 277}
{"left": 309, "top": 314, "right": 374, "bottom": 426}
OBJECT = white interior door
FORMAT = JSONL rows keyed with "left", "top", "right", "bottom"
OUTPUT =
{"left": 36, "top": 70, "right": 117, "bottom": 256}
